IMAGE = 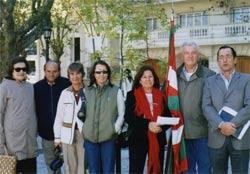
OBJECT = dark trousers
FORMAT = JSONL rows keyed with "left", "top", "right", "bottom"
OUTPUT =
{"left": 16, "top": 157, "right": 36, "bottom": 174}
{"left": 129, "top": 145, "right": 164, "bottom": 174}
{"left": 209, "top": 138, "right": 249, "bottom": 174}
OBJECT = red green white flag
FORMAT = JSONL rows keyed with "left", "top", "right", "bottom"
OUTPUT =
{"left": 164, "top": 19, "right": 188, "bottom": 174}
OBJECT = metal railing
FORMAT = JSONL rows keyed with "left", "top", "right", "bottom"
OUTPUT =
{"left": 132, "top": 22, "right": 250, "bottom": 48}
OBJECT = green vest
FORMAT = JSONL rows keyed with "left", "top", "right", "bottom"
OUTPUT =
{"left": 83, "top": 84, "right": 119, "bottom": 143}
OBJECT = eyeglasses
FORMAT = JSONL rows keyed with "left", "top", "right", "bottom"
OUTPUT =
{"left": 95, "top": 70, "right": 108, "bottom": 74}
{"left": 14, "top": 67, "right": 27, "bottom": 72}
{"left": 218, "top": 54, "right": 234, "bottom": 61}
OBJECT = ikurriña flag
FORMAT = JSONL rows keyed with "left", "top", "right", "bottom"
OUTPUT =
{"left": 164, "top": 19, "right": 188, "bottom": 174}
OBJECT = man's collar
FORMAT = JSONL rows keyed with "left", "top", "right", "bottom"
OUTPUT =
{"left": 219, "top": 69, "right": 235, "bottom": 80}
{"left": 45, "top": 76, "right": 61, "bottom": 86}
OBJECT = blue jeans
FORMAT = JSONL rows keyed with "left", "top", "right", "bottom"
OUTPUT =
{"left": 185, "top": 138, "right": 211, "bottom": 174}
{"left": 84, "top": 139, "right": 116, "bottom": 174}
{"left": 209, "top": 137, "right": 249, "bottom": 174}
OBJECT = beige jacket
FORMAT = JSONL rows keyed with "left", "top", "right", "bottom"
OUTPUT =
{"left": 0, "top": 78, "right": 38, "bottom": 160}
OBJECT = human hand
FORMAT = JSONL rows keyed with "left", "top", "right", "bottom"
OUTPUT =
{"left": 115, "top": 123, "right": 122, "bottom": 134}
{"left": 220, "top": 122, "right": 236, "bottom": 136}
{"left": 148, "top": 122, "right": 162, "bottom": 133}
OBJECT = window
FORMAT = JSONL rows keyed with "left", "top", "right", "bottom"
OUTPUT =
{"left": 179, "top": 15, "right": 186, "bottom": 27}
{"left": 74, "top": 37, "right": 80, "bottom": 62}
{"left": 187, "top": 14, "right": 193, "bottom": 26}
{"left": 146, "top": 18, "right": 159, "bottom": 31}
{"left": 178, "top": 12, "right": 208, "bottom": 27}
{"left": 27, "top": 60, "right": 36, "bottom": 75}
{"left": 232, "top": 7, "right": 250, "bottom": 23}
{"left": 194, "top": 13, "right": 202, "bottom": 26}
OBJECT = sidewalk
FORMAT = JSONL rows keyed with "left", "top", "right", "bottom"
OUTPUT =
{"left": 37, "top": 135, "right": 249, "bottom": 174}
{"left": 37, "top": 148, "right": 129, "bottom": 174}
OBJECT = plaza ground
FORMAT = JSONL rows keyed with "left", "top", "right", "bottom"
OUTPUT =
{"left": 36, "top": 137, "right": 249, "bottom": 174}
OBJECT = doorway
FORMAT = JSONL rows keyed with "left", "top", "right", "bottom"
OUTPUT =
{"left": 236, "top": 56, "right": 250, "bottom": 74}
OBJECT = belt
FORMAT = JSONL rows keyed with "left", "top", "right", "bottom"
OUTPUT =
{"left": 62, "top": 122, "right": 72, "bottom": 128}
{"left": 62, "top": 122, "right": 78, "bottom": 130}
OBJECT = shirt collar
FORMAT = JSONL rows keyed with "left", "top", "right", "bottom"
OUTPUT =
{"left": 219, "top": 70, "right": 235, "bottom": 81}
{"left": 182, "top": 64, "right": 198, "bottom": 81}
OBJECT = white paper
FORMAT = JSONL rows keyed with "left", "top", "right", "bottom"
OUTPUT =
{"left": 156, "top": 116, "right": 179, "bottom": 125}
{"left": 237, "top": 120, "right": 250, "bottom": 140}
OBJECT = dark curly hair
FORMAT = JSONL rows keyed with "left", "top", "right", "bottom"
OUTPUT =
{"left": 88, "top": 60, "right": 113, "bottom": 87}
{"left": 7, "top": 57, "right": 30, "bottom": 79}
{"left": 132, "top": 65, "right": 160, "bottom": 89}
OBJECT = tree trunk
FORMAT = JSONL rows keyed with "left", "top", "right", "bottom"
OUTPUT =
{"left": 0, "top": 0, "right": 54, "bottom": 80}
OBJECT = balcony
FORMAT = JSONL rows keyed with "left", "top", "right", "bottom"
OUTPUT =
{"left": 159, "top": 0, "right": 187, "bottom": 3}
{"left": 131, "top": 22, "right": 250, "bottom": 49}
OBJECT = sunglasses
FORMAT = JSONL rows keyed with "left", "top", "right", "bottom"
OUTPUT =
{"left": 14, "top": 67, "right": 27, "bottom": 72}
{"left": 95, "top": 70, "right": 108, "bottom": 74}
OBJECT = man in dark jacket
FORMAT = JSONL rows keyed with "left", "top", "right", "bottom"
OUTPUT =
{"left": 34, "top": 60, "right": 70, "bottom": 174}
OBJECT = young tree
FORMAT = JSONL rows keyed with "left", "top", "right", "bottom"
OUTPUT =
{"left": 49, "top": 0, "right": 78, "bottom": 62}
{"left": 0, "top": 0, "right": 54, "bottom": 79}
{"left": 102, "top": 0, "right": 167, "bottom": 80}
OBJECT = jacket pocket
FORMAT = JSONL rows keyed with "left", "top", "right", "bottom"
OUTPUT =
{"left": 61, "top": 126, "right": 73, "bottom": 144}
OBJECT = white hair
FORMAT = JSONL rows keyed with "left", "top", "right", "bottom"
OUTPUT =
{"left": 180, "top": 41, "right": 200, "bottom": 53}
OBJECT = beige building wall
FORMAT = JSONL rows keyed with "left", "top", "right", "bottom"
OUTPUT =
{"left": 131, "top": 0, "right": 250, "bottom": 73}
{"left": 30, "top": 0, "right": 250, "bottom": 83}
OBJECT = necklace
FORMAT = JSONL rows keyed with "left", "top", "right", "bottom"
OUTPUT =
{"left": 73, "top": 89, "right": 80, "bottom": 97}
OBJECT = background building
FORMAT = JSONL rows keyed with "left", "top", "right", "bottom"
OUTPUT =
{"left": 27, "top": 0, "right": 250, "bottom": 83}
{"left": 131, "top": 0, "right": 250, "bottom": 74}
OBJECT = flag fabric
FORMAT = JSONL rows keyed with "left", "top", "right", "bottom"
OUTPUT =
{"left": 164, "top": 19, "right": 188, "bottom": 174}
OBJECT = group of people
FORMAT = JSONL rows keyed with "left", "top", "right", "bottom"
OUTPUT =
{"left": 0, "top": 42, "right": 249, "bottom": 174}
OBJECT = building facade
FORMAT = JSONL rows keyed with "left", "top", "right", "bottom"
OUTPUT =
{"left": 27, "top": 0, "right": 250, "bottom": 83}
{"left": 131, "top": 0, "right": 250, "bottom": 73}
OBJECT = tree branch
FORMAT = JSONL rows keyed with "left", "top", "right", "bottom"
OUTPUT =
{"left": 17, "top": 23, "right": 44, "bottom": 52}
{"left": 17, "top": 0, "right": 54, "bottom": 37}
{"left": 6, "top": 0, "right": 16, "bottom": 14}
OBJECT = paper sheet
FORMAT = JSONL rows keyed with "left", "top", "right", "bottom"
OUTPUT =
{"left": 156, "top": 116, "right": 179, "bottom": 125}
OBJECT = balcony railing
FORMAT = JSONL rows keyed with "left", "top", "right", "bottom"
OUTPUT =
{"left": 132, "top": 22, "right": 250, "bottom": 48}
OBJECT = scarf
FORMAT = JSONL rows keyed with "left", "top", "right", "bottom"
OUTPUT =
{"left": 134, "top": 87, "right": 165, "bottom": 174}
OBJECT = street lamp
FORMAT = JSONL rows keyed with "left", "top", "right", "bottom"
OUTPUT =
{"left": 44, "top": 25, "right": 52, "bottom": 61}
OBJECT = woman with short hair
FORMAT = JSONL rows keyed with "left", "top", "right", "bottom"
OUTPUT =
{"left": 0, "top": 57, "right": 38, "bottom": 173}
{"left": 54, "top": 62, "right": 86, "bottom": 174}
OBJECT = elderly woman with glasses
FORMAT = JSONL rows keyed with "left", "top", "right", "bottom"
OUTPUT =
{"left": 83, "top": 60, "right": 125, "bottom": 174}
{"left": 0, "top": 57, "right": 38, "bottom": 173}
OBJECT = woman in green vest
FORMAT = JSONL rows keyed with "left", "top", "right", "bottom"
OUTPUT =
{"left": 83, "top": 60, "right": 124, "bottom": 174}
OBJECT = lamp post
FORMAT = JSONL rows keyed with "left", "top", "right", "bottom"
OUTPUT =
{"left": 44, "top": 25, "right": 52, "bottom": 61}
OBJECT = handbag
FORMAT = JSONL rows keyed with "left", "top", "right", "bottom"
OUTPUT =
{"left": 117, "top": 123, "right": 130, "bottom": 148}
{"left": 0, "top": 145, "right": 16, "bottom": 174}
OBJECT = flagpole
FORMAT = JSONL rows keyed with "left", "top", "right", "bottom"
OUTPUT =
{"left": 164, "top": 2, "right": 188, "bottom": 173}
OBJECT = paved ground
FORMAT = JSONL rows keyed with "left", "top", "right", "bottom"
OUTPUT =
{"left": 37, "top": 137, "right": 129, "bottom": 174}
{"left": 37, "top": 137, "right": 249, "bottom": 174}
{"left": 37, "top": 148, "right": 129, "bottom": 174}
